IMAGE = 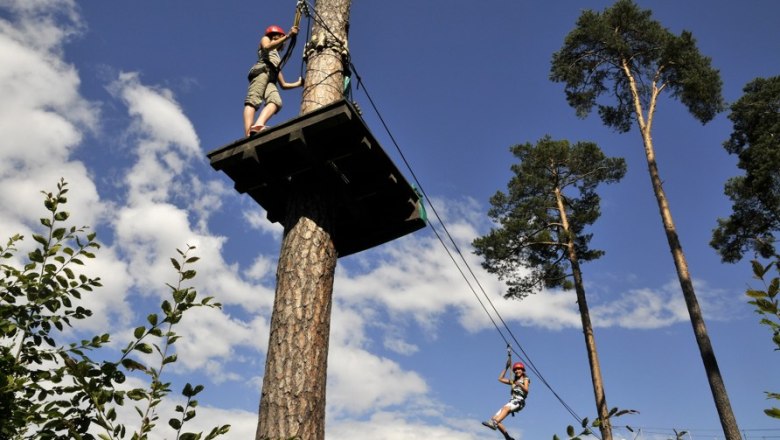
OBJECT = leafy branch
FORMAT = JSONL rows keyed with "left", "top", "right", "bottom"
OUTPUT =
{"left": 0, "top": 179, "right": 230, "bottom": 439}
{"left": 748, "top": 257, "right": 780, "bottom": 419}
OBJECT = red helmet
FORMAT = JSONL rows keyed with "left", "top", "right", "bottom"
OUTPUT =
{"left": 512, "top": 362, "right": 525, "bottom": 371}
{"left": 265, "top": 25, "right": 285, "bottom": 36}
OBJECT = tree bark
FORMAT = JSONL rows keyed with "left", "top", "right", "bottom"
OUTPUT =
{"left": 554, "top": 186, "right": 613, "bottom": 440}
{"left": 256, "top": 190, "right": 337, "bottom": 440}
{"left": 300, "top": 0, "right": 351, "bottom": 115}
{"left": 255, "top": 1, "right": 351, "bottom": 439}
{"left": 622, "top": 60, "right": 741, "bottom": 440}
{"left": 639, "top": 128, "right": 741, "bottom": 440}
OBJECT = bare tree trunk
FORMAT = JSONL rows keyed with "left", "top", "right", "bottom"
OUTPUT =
{"left": 255, "top": 1, "right": 351, "bottom": 439}
{"left": 300, "top": 0, "right": 351, "bottom": 115}
{"left": 256, "top": 190, "right": 337, "bottom": 440}
{"left": 620, "top": 60, "right": 740, "bottom": 440}
{"left": 554, "top": 187, "right": 613, "bottom": 440}
{"left": 639, "top": 128, "right": 741, "bottom": 440}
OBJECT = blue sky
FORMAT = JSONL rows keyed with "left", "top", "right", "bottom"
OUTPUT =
{"left": 1, "top": 0, "right": 779, "bottom": 439}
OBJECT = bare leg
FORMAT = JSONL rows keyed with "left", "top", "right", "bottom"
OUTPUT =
{"left": 496, "top": 421, "right": 512, "bottom": 439}
{"left": 243, "top": 105, "right": 256, "bottom": 136}
{"left": 494, "top": 406, "right": 511, "bottom": 423}
{"left": 494, "top": 406, "right": 514, "bottom": 439}
{"left": 254, "top": 102, "right": 279, "bottom": 128}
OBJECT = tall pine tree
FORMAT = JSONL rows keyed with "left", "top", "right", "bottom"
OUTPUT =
{"left": 549, "top": 1, "right": 738, "bottom": 438}
{"left": 473, "top": 136, "right": 625, "bottom": 440}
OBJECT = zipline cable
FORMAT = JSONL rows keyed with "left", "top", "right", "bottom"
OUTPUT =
{"left": 342, "top": 57, "right": 589, "bottom": 428}
{"left": 301, "top": 0, "right": 589, "bottom": 430}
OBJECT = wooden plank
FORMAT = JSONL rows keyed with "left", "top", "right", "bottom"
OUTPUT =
{"left": 207, "top": 99, "right": 426, "bottom": 257}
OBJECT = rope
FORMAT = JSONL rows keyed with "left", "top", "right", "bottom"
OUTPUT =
{"left": 278, "top": 0, "right": 305, "bottom": 71}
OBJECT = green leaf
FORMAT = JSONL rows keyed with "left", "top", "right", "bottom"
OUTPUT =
{"left": 169, "top": 418, "right": 182, "bottom": 430}
{"left": 134, "top": 326, "right": 146, "bottom": 339}
{"left": 746, "top": 289, "right": 767, "bottom": 299}
{"left": 127, "top": 388, "right": 147, "bottom": 400}
{"left": 148, "top": 313, "right": 159, "bottom": 326}
{"left": 121, "top": 358, "right": 147, "bottom": 372}
{"left": 566, "top": 425, "right": 575, "bottom": 437}
{"left": 769, "top": 278, "right": 779, "bottom": 297}
{"left": 753, "top": 260, "right": 770, "bottom": 278}
{"left": 171, "top": 258, "right": 181, "bottom": 271}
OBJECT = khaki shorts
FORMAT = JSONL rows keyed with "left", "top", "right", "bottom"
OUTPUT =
{"left": 245, "top": 70, "right": 282, "bottom": 109}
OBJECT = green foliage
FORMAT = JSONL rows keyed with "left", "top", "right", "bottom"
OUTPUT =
{"left": 711, "top": 76, "right": 780, "bottom": 262}
{"left": 0, "top": 179, "right": 230, "bottom": 439}
{"left": 550, "top": 0, "right": 724, "bottom": 132}
{"left": 473, "top": 136, "right": 626, "bottom": 299}
{"left": 748, "top": 257, "right": 780, "bottom": 419}
{"left": 552, "top": 407, "right": 638, "bottom": 440}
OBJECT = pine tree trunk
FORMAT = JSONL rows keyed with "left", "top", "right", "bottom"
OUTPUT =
{"left": 300, "top": 0, "right": 351, "bottom": 114}
{"left": 554, "top": 187, "right": 613, "bottom": 440}
{"left": 255, "top": 1, "right": 351, "bottom": 439}
{"left": 639, "top": 129, "right": 742, "bottom": 440}
{"left": 622, "top": 61, "right": 740, "bottom": 439}
{"left": 256, "top": 189, "right": 337, "bottom": 440}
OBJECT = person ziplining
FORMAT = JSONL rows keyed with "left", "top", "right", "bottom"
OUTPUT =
{"left": 482, "top": 347, "right": 530, "bottom": 440}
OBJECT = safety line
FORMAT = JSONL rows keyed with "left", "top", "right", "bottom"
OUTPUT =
{"left": 299, "top": 0, "right": 591, "bottom": 432}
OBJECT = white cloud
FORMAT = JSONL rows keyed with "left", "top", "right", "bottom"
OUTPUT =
{"left": 0, "top": 0, "right": 101, "bottom": 231}
{"left": 108, "top": 71, "right": 199, "bottom": 205}
{"left": 327, "top": 411, "right": 483, "bottom": 440}
{"left": 327, "top": 344, "right": 428, "bottom": 417}
{"left": 383, "top": 336, "right": 419, "bottom": 355}
{"left": 243, "top": 207, "right": 284, "bottom": 236}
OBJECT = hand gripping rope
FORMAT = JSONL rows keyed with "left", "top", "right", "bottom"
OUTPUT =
{"left": 278, "top": 0, "right": 308, "bottom": 71}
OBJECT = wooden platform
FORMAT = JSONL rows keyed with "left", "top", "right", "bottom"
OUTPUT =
{"left": 207, "top": 99, "right": 427, "bottom": 257}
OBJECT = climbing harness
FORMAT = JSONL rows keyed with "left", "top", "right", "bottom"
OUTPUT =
{"left": 505, "top": 345, "right": 528, "bottom": 416}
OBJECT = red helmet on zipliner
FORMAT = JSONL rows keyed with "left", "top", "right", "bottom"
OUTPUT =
{"left": 512, "top": 362, "right": 525, "bottom": 371}
{"left": 265, "top": 25, "right": 285, "bottom": 36}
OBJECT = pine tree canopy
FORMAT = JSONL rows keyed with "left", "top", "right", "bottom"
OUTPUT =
{"left": 711, "top": 76, "right": 780, "bottom": 262}
{"left": 549, "top": 0, "right": 724, "bottom": 132}
{"left": 473, "top": 136, "right": 626, "bottom": 299}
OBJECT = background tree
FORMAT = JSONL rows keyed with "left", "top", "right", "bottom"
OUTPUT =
{"left": 710, "top": 76, "right": 780, "bottom": 420}
{"left": 548, "top": 1, "right": 739, "bottom": 438}
{"left": 473, "top": 136, "right": 626, "bottom": 440}
{"left": 711, "top": 76, "right": 780, "bottom": 262}
{"left": 0, "top": 179, "right": 228, "bottom": 440}
{"left": 747, "top": 256, "right": 780, "bottom": 419}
